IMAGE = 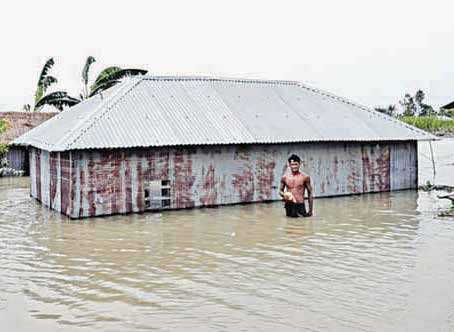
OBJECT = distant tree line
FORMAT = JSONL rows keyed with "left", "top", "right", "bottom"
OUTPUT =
{"left": 375, "top": 89, "right": 454, "bottom": 118}
{"left": 24, "top": 57, "right": 147, "bottom": 112}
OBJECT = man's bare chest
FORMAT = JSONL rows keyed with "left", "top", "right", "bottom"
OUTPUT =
{"left": 285, "top": 175, "right": 306, "bottom": 190}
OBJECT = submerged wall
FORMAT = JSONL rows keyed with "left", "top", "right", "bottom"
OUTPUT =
{"left": 29, "top": 141, "right": 417, "bottom": 218}
{"left": 5, "top": 147, "right": 28, "bottom": 173}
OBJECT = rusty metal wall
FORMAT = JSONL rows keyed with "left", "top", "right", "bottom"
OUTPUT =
{"left": 390, "top": 141, "right": 418, "bottom": 190}
{"left": 63, "top": 141, "right": 417, "bottom": 219}
{"left": 29, "top": 148, "right": 37, "bottom": 198}
{"left": 29, "top": 148, "right": 70, "bottom": 215}
{"left": 5, "top": 148, "right": 27, "bottom": 172}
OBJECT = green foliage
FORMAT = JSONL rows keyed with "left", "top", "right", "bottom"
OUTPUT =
{"left": 400, "top": 116, "right": 454, "bottom": 134}
{"left": 34, "top": 58, "right": 57, "bottom": 105}
{"left": 0, "top": 119, "right": 9, "bottom": 156}
{"left": 89, "top": 67, "right": 147, "bottom": 97}
{"left": 399, "top": 90, "right": 435, "bottom": 117}
{"left": 31, "top": 58, "right": 78, "bottom": 112}
{"left": 81, "top": 56, "right": 96, "bottom": 99}
{"left": 0, "top": 119, "right": 8, "bottom": 132}
{"left": 35, "top": 91, "right": 80, "bottom": 111}
{"left": 77, "top": 57, "right": 147, "bottom": 102}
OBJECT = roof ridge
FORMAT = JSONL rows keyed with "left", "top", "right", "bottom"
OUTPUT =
{"left": 295, "top": 82, "right": 438, "bottom": 140}
{"left": 142, "top": 75, "right": 299, "bottom": 85}
{"left": 62, "top": 78, "right": 143, "bottom": 150}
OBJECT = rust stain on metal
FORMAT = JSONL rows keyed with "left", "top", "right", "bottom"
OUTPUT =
{"left": 79, "top": 159, "right": 85, "bottom": 218}
{"left": 347, "top": 159, "right": 361, "bottom": 194}
{"left": 232, "top": 149, "right": 254, "bottom": 202}
{"left": 49, "top": 153, "right": 57, "bottom": 208}
{"left": 70, "top": 153, "right": 77, "bottom": 216}
{"left": 362, "top": 145, "right": 390, "bottom": 193}
{"left": 27, "top": 142, "right": 418, "bottom": 219}
{"left": 35, "top": 149, "right": 41, "bottom": 201}
{"left": 111, "top": 153, "right": 121, "bottom": 215}
{"left": 87, "top": 154, "right": 96, "bottom": 216}
{"left": 136, "top": 151, "right": 144, "bottom": 212}
{"left": 256, "top": 157, "right": 276, "bottom": 200}
{"left": 124, "top": 156, "right": 133, "bottom": 213}
{"left": 60, "top": 152, "right": 70, "bottom": 215}
{"left": 173, "top": 150, "right": 195, "bottom": 208}
{"left": 333, "top": 155, "right": 340, "bottom": 193}
{"left": 200, "top": 165, "right": 217, "bottom": 206}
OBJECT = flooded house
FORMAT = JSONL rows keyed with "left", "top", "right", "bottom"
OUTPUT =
{"left": 0, "top": 111, "right": 56, "bottom": 173}
{"left": 14, "top": 76, "right": 435, "bottom": 218}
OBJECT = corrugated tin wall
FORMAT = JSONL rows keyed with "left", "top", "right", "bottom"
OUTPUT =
{"left": 29, "top": 141, "right": 418, "bottom": 219}
{"left": 5, "top": 148, "right": 27, "bottom": 172}
{"left": 390, "top": 142, "right": 418, "bottom": 190}
{"left": 29, "top": 148, "right": 70, "bottom": 213}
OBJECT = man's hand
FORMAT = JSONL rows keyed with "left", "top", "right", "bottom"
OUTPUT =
{"left": 279, "top": 177, "right": 286, "bottom": 200}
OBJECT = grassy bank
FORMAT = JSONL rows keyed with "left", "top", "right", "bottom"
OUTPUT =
{"left": 399, "top": 116, "right": 454, "bottom": 136}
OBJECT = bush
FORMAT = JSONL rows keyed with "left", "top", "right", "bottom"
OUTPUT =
{"left": 399, "top": 116, "right": 454, "bottom": 134}
{"left": 0, "top": 119, "right": 9, "bottom": 156}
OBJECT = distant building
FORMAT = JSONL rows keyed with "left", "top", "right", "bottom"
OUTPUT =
{"left": 15, "top": 76, "right": 435, "bottom": 219}
{"left": 0, "top": 112, "right": 55, "bottom": 173}
{"left": 440, "top": 101, "right": 454, "bottom": 118}
{"left": 441, "top": 101, "right": 454, "bottom": 111}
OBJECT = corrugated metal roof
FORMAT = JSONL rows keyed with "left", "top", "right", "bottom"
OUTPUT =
{"left": 14, "top": 76, "right": 436, "bottom": 151}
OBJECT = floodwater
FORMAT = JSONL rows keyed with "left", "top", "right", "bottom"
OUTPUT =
{"left": 1, "top": 140, "right": 453, "bottom": 332}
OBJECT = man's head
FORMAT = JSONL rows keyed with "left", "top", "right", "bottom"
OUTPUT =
{"left": 288, "top": 154, "right": 301, "bottom": 174}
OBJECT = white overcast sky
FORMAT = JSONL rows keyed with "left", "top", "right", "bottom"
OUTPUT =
{"left": 2, "top": 0, "right": 454, "bottom": 111}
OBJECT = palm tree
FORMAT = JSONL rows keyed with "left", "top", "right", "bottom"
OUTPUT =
{"left": 24, "top": 58, "right": 79, "bottom": 112}
{"left": 78, "top": 56, "right": 148, "bottom": 101}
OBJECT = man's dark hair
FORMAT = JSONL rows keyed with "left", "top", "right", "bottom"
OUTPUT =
{"left": 288, "top": 154, "right": 301, "bottom": 163}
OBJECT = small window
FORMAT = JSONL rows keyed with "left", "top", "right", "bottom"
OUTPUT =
{"left": 144, "top": 180, "right": 171, "bottom": 210}
{"left": 162, "top": 187, "right": 170, "bottom": 197}
{"left": 162, "top": 198, "right": 171, "bottom": 208}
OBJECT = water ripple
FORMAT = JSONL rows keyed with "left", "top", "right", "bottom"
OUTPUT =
{"left": 1, "top": 176, "right": 454, "bottom": 330}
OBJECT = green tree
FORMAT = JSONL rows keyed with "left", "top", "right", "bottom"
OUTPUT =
{"left": 399, "top": 90, "right": 435, "bottom": 117}
{"left": 23, "top": 58, "right": 79, "bottom": 112}
{"left": 399, "top": 93, "right": 417, "bottom": 116}
{"left": 77, "top": 56, "right": 148, "bottom": 101}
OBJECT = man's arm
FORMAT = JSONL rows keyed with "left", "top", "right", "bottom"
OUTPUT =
{"left": 279, "top": 177, "right": 286, "bottom": 199}
{"left": 305, "top": 176, "right": 314, "bottom": 216}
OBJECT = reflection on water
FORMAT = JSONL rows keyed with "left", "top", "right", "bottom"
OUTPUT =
{"left": 1, "top": 140, "right": 454, "bottom": 331}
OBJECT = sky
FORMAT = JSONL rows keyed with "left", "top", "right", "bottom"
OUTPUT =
{"left": 2, "top": 0, "right": 454, "bottom": 111}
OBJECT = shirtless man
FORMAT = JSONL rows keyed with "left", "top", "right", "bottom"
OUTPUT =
{"left": 279, "top": 154, "right": 314, "bottom": 218}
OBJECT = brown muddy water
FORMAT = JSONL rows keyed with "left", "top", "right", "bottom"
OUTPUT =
{"left": 1, "top": 140, "right": 453, "bottom": 331}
